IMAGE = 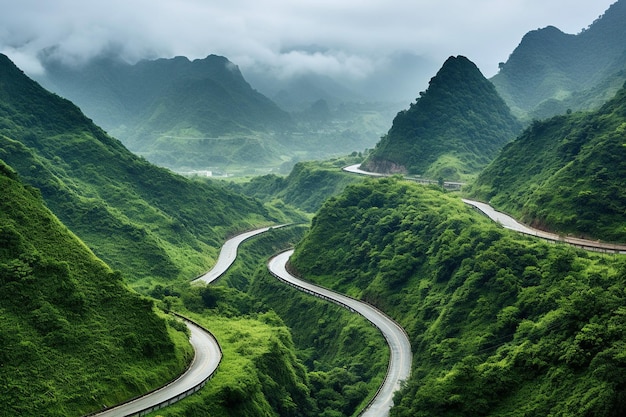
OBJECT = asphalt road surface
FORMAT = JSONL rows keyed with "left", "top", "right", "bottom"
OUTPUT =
{"left": 462, "top": 199, "right": 626, "bottom": 254}
{"left": 268, "top": 250, "right": 412, "bottom": 417}
{"left": 193, "top": 226, "right": 285, "bottom": 284}
{"left": 91, "top": 318, "right": 221, "bottom": 417}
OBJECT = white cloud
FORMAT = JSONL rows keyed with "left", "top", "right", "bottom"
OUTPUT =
{"left": 0, "top": 0, "right": 617, "bottom": 80}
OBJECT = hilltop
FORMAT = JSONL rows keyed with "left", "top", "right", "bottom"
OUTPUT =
{"left": 361, "top": 56, "right": 521, "bottom": 181}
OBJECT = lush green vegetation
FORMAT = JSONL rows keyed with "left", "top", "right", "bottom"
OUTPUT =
{"left": 5, "top": 6, "right": 626, "bottom": 413}
{"left": 468, "top": 83, "right": 626, "bottom": 242}
{"left": 362, "top": 56, "right": 521, "bottom": 181}
{"left": 146, "top": 225, "right": 388, "bottom": 417}
{"left": 0, "top": 160, "right": 192, "bottom": 416}
{"left": 491, "top": 1, "right": 626, "bottom": 121}
{"left": 0, "top": 53, "right": 290, "bottom": 288}
{"left": 289, "top": 177, "right": 626, "bottom": 416}
{"left": 228, "top": 155, "right": 365, "bottom": 213}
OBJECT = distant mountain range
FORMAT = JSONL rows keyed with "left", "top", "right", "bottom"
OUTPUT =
{"left": 36, "top": 54, "right": 398, "bottom": 172}
{"left": 362, "top": 56, "right": 521, "bottom": 180}
{"left": 36, "top": 54, "right": 296, "bottom": 170}
{"left": 27, "top": 0, "right": 626, "bottom": 177}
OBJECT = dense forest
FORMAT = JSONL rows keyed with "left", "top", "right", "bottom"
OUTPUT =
{"left": 468, "top": 82, "right": 626, "bottom": 242}
{"left": 290, "top": 178, "right": 626, "bottom": 416}
{"left": 362, "top": 55, "right": 521, "bottom": 181}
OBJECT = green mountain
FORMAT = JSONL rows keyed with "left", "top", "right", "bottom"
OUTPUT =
{"left": 467, "top": 82, "right": 626, "bottom": 243}
{"left": 37, "top": 54, "right": 293, "bottom": 170}
{"left": 0, "top": 160, "right": 191, "bottom": 416}
{"left": 361, "top": 56, "right": 521, "bottom": 181}
{"left": 491, "top": 0, "right": 626, "bottom": 120}
{"left": 0, "top": 53, "right": 281, "bottom": 287}
{"left": 289, "top": 177, "right": 626, "bottom": 417}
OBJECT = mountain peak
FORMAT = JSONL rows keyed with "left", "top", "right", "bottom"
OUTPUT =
{"left": 491, "top": 0, "right": 626, "bottom": 118}
{"left": 421, "top": 55, "right": 484, "bottom": 96}
{"left": 362, "top": 55, "right": 520, "bottom": 180}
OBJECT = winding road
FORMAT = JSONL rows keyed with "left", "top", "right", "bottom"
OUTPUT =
{"left": 345, "top": 164, "right": 626, "bottom": 254}
{"left": 90, "top": 318, "right": 221, "bottom": 417}
{"left": 193, "top": 225, "right": 286, "bottom": 284}
{"left": 92, "top": 222, "right": 410, "bottom": 416}
{"left": 268, "top": 250, "right": 412, "bottom": 417}
{"left": 463, "top": 199, "right": 626, "bottom": 254}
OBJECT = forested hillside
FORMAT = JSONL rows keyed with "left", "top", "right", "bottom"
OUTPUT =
{"left": 492, "top": 0, "right": 626, "bottom": 120}
{"left": 468, "top": 82, "right": 626, "bottom": 243}
{"left": 289, "top": 178, "right": 626, "bottom": 417}
{"left": 362, "top": 56, "right": 521, "bottom": 181}
{"left": 0, "top": 53, "right": 287, "bottom": 287}
{"left": 0, "top": 160, "right": 191, "bottom": 416}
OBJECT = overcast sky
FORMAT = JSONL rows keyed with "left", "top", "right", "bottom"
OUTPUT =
{"left": 0, "top": 0, "right": 617, "bottom": 82}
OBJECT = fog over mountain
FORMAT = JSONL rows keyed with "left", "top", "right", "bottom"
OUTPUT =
{"left": 0, "top": 0, "right": 615, "bottom": 103}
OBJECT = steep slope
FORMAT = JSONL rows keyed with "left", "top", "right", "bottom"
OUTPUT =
{"left": 37, "top": 54, "right": 293, "bottom": 169}
{"left": 362, "top": 56, "right": 521, "bottom": 181}
{"left": 491, "top": 0, "right": 626, "bottom": 120}
{"left": 467, "top": 83, "right": 626, "bottom": 243}
{"left": 0, "top": 53, "right": 280, "bottom": 286}
{"left": 0, "top": 161, "right": 191, "bottom": 416}
{"left": 289, "top": 177, "right": 626, "bottom": 417}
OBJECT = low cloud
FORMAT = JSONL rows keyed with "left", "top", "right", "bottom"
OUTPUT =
{"left": 0, "top": 0, "right": 616, "bottom": 81}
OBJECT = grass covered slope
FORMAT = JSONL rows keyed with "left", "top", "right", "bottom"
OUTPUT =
{"left": 0, "top": 53, "right": 282, "bottom": 286}
{"left": 468, "top": 83, "right": 626, "bottom": 243}
{"left": 362, "top": 56, "right": 520, "bottom": 181}
{"left": 0, "top": 161, "right": 191, "bottom": 416}
{"left": 289, "top": 177, "right": 626, "bottom": 417}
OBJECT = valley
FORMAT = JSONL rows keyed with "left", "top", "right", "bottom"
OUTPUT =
{"left": 2, "top": 1, "right": 626, "bottom": 416}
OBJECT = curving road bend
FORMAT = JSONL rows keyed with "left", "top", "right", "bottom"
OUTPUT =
{"left": 343, "top": 163, "right": 388, "bottom": 177}
{"left": 193, "top": 225, "right": 286, "bottom": 284}
{"left": 462, "top": 199, "right": 626, "bottom": 254}
{"left": 91, "top": 318, "right": 221, "bottom": 417}
{"left": 268, "top": 250, "right": 412, "bottom": 417}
